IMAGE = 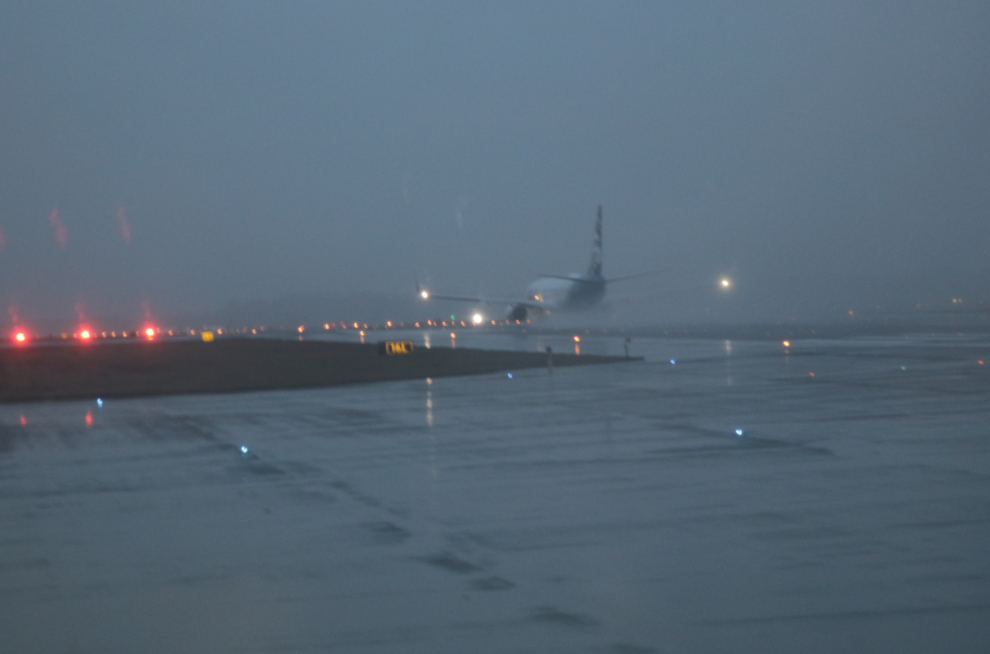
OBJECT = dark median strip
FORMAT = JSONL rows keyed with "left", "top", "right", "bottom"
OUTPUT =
{"left": 0, "top": 338, "right": 637, "bottom": 403}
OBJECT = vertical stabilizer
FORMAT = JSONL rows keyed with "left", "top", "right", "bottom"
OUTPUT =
{"left": 586, "top": 205, "right": 603, "bottom": 277}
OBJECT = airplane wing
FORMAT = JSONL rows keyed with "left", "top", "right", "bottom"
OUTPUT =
{"left": 533, "top": 269, "right": 666, "bottom": 284}
{"left": 420, "top": 291, "right": 548, "bottom": 310}
{"left": 416, "top": 280, "right": 549, "bottom": 310}
{"left": 606, "top": 269, "right": 667, "bottom": 283}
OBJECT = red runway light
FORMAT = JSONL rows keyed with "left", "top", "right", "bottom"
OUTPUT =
{"left": 80, "top": 330, "right": 92, "bottom": 340}
{"left": 14, "top": 331, "right": 26, "bottom": 343}
{"left": 144, "top": 327, "right": 156, "bottom": 339}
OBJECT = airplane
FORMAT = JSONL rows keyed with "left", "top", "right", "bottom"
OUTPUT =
{"left": 416, "top": 206, "right": 658, "bottom": 321}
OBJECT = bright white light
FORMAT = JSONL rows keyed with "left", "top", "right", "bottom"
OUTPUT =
{"left": 472, "top": 313, "right": 483, "bottom": 325}
{"left": 735, "top": 429, "right": 744, "bottom": 437}
{"left": 420, "top": 290, "right": 429, "bottom": 299}
{"left": 240, "top": 445, "right": 249, "bottom": 454}
{"left": 720, "top": 278, "right": 732, "bottom": 289}
{"left": 96, "top": 399, "right": 103, "bottom": 408}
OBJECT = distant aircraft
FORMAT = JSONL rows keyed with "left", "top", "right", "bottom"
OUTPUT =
{"left": 417, "top": 206, "right": 657, "bottom": 321}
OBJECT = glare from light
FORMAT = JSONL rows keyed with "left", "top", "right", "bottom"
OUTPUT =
{"left": 782, "top": 340, "right": 790, "bottom": 348}
{"left": 80, "top": 329, "right": 92, "bottom": 340}
{"left": 14, "top": 332, "right": 26, "bottom": 343}
{"left": 298, "top": 325, "right": 304, "bottom": 333}
{"left": 420, "top": 290, "right": 429, "bottom": 299}
{"left": 735, "top": 428, "right": 744, "bottom": 437}
{"left": 240, "top": 445, "right": 249, "bottom": 454}
{"left": 145, "top": 327, "right": 156, "bottom": 339}
{"left": 471, "top": 313, "right": 483, "bottom": 325}
{"left": 450, "top": 332, "right": 456, "bottom": 338}
{"left": 573, "top": 336, "right": 580, "bottom": 342}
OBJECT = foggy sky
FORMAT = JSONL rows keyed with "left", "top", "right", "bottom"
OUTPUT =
{"left": 1, "top": 2, "right": 988, "bottom": 329}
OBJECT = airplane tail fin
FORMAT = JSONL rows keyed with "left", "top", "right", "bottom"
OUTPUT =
{"left": 586, "top": 205, "right": 603, "bottom": 277}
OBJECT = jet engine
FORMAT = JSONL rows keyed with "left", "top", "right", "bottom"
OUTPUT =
{"left": 508, "top": 304, "right": 528, "bottom": 321}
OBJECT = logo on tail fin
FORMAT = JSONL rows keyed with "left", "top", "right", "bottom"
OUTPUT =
{"left": 587, "top": 205, "right": 603, "bottom": 277}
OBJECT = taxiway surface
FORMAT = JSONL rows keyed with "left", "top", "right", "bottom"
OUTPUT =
{"left": 1, "top": 331, "right": 988, "bottom": 653}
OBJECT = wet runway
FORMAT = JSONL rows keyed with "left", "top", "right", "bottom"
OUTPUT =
{"left": 2, "top": 332, "right": 989, "bottom": 653}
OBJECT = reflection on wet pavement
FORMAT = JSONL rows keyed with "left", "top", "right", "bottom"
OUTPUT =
{"left": 1, "top": 334, "right": 989, "bottom": 653}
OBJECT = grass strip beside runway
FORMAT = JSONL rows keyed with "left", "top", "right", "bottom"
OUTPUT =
{"left": 0, "top": 338, "right": 635, "bottom": 402}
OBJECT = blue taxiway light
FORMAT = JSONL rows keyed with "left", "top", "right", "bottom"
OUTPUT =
{"left": 670, "top": 359, "right": 676, "bottom": 365}
{"left": 96, "top": 398, "right": 103, "bottom": 408}
{"left": 507, "top": 373, "right": 513, "bottom": 379}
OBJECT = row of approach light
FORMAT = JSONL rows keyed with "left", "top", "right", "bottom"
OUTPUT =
{"left": 10, "top": 325, "right": 169, "bottom": 344}
{"left": 9, "top": 314, "right": 533, "bottom": 345}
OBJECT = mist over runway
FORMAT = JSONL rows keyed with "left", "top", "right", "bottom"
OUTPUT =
{"left": 2, "top": 331, "right": 988, "bottom": 653}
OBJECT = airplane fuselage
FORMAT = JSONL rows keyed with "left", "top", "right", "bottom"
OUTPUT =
{"left": 524, "top": 274, "right": 607, "bottom": 313}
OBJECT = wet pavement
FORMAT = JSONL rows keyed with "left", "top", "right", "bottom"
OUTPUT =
{"left": 2, "top": 332, "right": 989, "bottom": 653}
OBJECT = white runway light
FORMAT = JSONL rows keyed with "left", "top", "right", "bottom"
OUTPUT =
{"left": 240, "top": 445, "right": 249, "bottom": 454}
{"left": 735, "top": 429, "right": 744, "bottom": 437}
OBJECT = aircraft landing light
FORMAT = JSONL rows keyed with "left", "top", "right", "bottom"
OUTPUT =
{"left": 14, "top": 332, "right": 26, "bottom": 343}
{"left": 471, "top": 313, "right": 483, "bottom": 325}
{"left": 420, "top": 290, "right": 429, "bottom": 299}
{"left": 719, "top": 278, "right": 732, "bottom": 290}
